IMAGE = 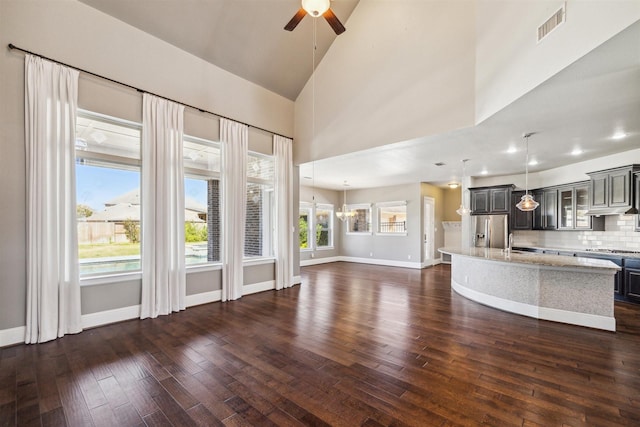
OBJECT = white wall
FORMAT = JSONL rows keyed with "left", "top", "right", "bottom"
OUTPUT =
{"left": 338, "top": 183, "right": 421, "bottom": 265}
{"left": 294, "top": 0, "right": 476, "bottom": 164}
{"left": 475, "top": 0, "right": 640, "bottom": 123}
{"left": 0, "top": 0, "right": 295, "bottom": 334}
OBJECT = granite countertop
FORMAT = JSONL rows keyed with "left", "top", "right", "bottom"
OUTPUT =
{"left": 516, "top": 246, "right": 640, "bottom": 259}
{"left": 439, "top": 247, "right": 621, "bottom": 271}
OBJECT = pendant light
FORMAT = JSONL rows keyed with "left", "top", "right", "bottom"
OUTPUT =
{"left": 456, "top": 159, "right": 471, "bottom": 216}
{"left": 516, "top": 133, "right": 540, "bottom": 212}
{"left": 336, "top": 181, "right": 355, "bottom": 221}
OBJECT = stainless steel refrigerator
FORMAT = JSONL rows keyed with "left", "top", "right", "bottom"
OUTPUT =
{"left": 472, "top": 214, "right": 508, "bottom": 249}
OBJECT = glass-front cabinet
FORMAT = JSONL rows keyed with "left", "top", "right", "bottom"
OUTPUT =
{"left": 558, "top": 181, "right": 603, "bottom": 230}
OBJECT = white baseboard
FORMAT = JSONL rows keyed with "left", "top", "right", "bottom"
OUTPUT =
{"left": 451, "top": 279, "right": 616, "bottom": 332}
{"left": 243, "top": 280, "right": 275, "bottom": 296}
{"left": 0, "top": 280, "right": 281, "bottom": 348}
{"left": 293, "top": 275, "right": 302, "bottom": 285}
{"left": 340, "top": 256, "right": 423, "bottom": 269}
{"left": 300, "top": 256, "right": 342, "bottom": 266}
{"left": 186, "top": 290, "right": 222, "bottom": 307}
{"left": 0, "top": 326, "right": 26, "bottom": 347}
{"left": 82, "top": 305, "right": 141, "bottom": 329}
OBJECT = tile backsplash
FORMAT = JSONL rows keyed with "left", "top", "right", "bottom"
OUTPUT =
{"left": 514, "top": 215, "right": 640, "bottom": 250}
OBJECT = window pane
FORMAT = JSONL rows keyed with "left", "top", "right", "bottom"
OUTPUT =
{"left": 347, "top": 207, "right": 371, "bottom": 233}
{"left": 77, "top": 114, "right": 141, "bottom": 277}
{"left": 184, "top": 136, "right": 221, "bottom": 265}
{"left": 378, "top": 205, "right": 407, "bottom": 233}
{"left": 245, "top": 182, "right": 273, "bottom": 257}
{"left": 299, "top": 208, "right": 311, "bottom": 249}
{"left": 315, "top": 205, "right": 333, "bottom": 247}
{"left": 247, "top": 153, "right": 274, "bottom": 181}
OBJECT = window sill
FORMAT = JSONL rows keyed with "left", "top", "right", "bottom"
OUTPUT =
{"left": 186, "top": 263, "right": 222, "bottom": 274}
{"left": 300, "top": 248, "right": 313, "bottom": 253}
{"left": 242, "top": 257, "right": 276, "bottom": 267}
{"left": 346, "top": 232, "right": 372, "bottom": 236}
{"left": 375, "top": 232, "right": 408, "bottom": 236}
{"left": 81, "top": 271, "right": 142, "bottom": 287}
{"left": 316, "top": 246, "right": 335, "bottom": 251}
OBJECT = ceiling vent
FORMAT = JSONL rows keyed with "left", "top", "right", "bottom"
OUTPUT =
{"left": 537, "top": 3, "right": 566, "bottom": 42}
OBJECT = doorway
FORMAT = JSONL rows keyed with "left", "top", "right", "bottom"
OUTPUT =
{"left": 423, "top": 197, "right": 435, "bottom": 267}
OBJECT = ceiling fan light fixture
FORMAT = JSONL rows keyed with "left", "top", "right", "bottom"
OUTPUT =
{"left": 302, "top": 0, "right": 330, "bottom": 17}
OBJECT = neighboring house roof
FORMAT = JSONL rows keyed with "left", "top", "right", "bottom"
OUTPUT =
{"left": 104, "top": 188, "right": 207, "bottom": 213}
{"left": 88, "top": 188, "right": 207, "bottom": 222}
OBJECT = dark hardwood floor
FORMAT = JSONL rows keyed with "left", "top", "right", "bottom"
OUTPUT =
{"left": 1, "top": 263, "right": 640, "bottom": 426}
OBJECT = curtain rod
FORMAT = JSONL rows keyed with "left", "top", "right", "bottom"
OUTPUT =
{"left": 8, "top": 43, "right": 292, "bottom": 140}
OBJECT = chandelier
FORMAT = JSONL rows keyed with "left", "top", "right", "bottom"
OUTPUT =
{"left": 335, "top": 181, "right": 355, "bottom": 222}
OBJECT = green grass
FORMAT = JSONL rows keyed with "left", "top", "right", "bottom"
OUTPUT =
{"left": 78, "top": 243, "right": 140, "bottom": 259}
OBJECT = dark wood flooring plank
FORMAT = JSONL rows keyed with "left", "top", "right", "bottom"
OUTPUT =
{"left": 2, "top": 264, "right": 640, "bottom": 426}
{"left": 55, "top": 374, "right": 94, "bottom": 427}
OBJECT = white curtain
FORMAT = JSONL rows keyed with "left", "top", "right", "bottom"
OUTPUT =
{"left": 221, "top": 118, "right": 248, "bottom": 301}
{"left": 24, "top": 55, "right": 82, "bottom": 343}
{"left": 140, "top": 94, "right": 186, "bottom": 319}
{"left": 274, "top": 135, "right": 294, "bottom": 290}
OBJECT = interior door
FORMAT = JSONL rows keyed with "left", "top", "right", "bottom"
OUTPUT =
{"left": 423, "top": 197, "right": 435, "bottom": 266}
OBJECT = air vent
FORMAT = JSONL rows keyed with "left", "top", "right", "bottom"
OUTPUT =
{"left": 538, "top": 3, "right": 566, "bottom": 42}
{"left": 434, "top": 162, "right": 446, "bottom": 167}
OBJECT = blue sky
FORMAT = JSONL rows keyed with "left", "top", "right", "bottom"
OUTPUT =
{"left": 76, "top": 164, "right": 207, "bottom": 211}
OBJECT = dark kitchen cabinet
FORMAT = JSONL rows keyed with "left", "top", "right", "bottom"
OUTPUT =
{"left": 470, "top": 185, "right": 514, "bottom": 215}
{"left": 557, "top": 182, "right": 604, "bottom": 231}
{"left": 511, "top": 191, "right": 532, "bottom": 230}
{"left": 587, "top": 165, "right": 639, "bottom": 213}
{"left": 635, "top": 172, "right": 640, "bottom": 232}
{"left": 624, "top": 259, "right": 640, "bottom": 303}
{"left": 532, "top": 188, "right": 557, "bottom": 230}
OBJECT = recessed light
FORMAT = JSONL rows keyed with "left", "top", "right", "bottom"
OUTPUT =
{"left": 507, "top": 146, "right": 517, "bottom": 154}
{"left": 528, "top": 159, "right": 538, "bottom": 166}
{"left": 571, "top": 148, "right": 583, "bottom": 156}
{"left": 611, "top": 131, "right": 627, "bottom": 140}
{"left": 480, "top": 169, "right": 488, "bottom": 175}
{"left": 448, "top": 183, "right": 459, "bottom": 189}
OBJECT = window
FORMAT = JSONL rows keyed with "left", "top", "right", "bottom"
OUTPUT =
{"left": 245, "top": 152, "right": 274, "bottom": 258}
{"left": 299, "top": 203, "right": 312, "bottom": 250}
{"left": 184, "top": 136, "right": 221, "bottom": 265}
{"left": 315, "top": 204, "right": 334, "bottom": 248}
{"left": 76, "top": 112, "right": 141, "bottom": 276}
{"left": 346, "top": 204, "right": 372, "bottom": 234}
{"left": 377, "top": 201, "right": 407, "bottom": 234}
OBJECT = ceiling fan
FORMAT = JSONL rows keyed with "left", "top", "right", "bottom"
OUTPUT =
{"left": 284, "top": 0, "right": 346, "bottom": 35}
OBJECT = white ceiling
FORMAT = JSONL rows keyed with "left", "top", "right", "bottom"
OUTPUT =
{"left": 78, "top": 1, "right": 640, "bottom": 190}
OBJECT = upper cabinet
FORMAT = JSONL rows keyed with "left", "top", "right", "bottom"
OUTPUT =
{"left": 558, "top": 182, "right": 604, "bottom": 231}
{"left": 510, "top": 191, "right": 532, "bottom": 230}
{"left": 470, "top": 185, "right": 514, "bottom": 215}
{"left": 531, "top": 188, "right": 558, "bottom": 230}
{"left": 587, "top": 165, "right": 640, "bottom": 215}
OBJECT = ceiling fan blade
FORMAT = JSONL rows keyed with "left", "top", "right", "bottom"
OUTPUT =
{"left": 284, "top": 8, "right": 307, "bottom": 31}
{"left": 323, "top": 8, "right": 346, "bottom": 35}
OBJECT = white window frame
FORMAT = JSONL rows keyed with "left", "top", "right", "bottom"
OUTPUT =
{"left": 346, "top": 203, "right": 372, "bottom": 235}
{"left": 245, "top": 151, "right": 275, "bottom": 260}
{"left": 183, "top": 135, "right": 221, "bottom": 268}
{"left": 314, "top": 203, "right": 334, "bottom": 250}
{"left": 376, "top": 201, "right": 408, "bottom": 236}
{"left": 299, "top": 202, "right": 313, "bottom": 252}
{"left": 76, "top": 110, "right": 142, "bottom": 282}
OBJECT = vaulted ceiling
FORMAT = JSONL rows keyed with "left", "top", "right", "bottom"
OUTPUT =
{"left": 78, "top": 1, "right": 640, "bottom": 189}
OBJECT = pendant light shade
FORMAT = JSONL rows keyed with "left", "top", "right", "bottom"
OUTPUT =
{"left": 456, "top": 159, "right": 471, "bottom": 216}
{"left": 516, "top": 133, "right": 539, "bottom": 212}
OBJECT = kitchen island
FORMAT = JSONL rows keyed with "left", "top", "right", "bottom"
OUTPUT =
{"left": 438, "top": 247, "right": 621, "bottom": 331}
